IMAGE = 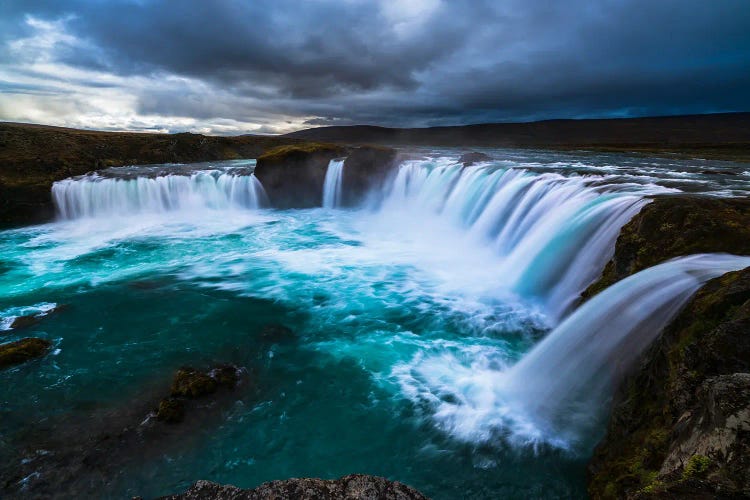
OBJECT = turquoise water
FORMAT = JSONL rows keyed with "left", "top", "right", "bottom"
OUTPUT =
{"left": 2, "top": 153, "right": 749, "bottom": 498}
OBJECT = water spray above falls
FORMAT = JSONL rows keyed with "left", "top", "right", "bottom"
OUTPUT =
{"left": 322, "top": 158, "right": 345, "bottom": 209}
{"left": 52, "top": 170, "right": 268, "bottom": 219}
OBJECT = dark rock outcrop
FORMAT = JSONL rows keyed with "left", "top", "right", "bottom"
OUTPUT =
{"left": 253, "top": 143, "right": 346, "bottom": 208}
{"left": 582, "top": 195, "right": 750, "bottom": 300}
{"left": 586, "top": 195, "right": 750, "bottom": 498}
{"left": 156, "top": 474, "right": 429, "bottom": 500}
{"left": 0, "top": 337, "right": 51, "bottom": 369}
{"left": 254, "top": 144, "right": 398, "bottom": 209}
{"left": 458, "top": 151, "right": 492, "bottom": 166}
{"left": 9, "top": 314, "right": 42, "bottom": 330}
{"left": 341, "top": 146, "right": 398, "bottom": 206}
{"left": 156, "top": 365, "right": 241, "bottom": 423}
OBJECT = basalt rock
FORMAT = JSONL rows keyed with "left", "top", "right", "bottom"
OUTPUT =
{"left": 0, "top": 337, "right": 51, "bottom": 369}
{"left": 582, "top": 195, "right": 750, "bottom": 300}
{"left": 157, "top": 365, "right": 242, "bottom": 423}
{"left": 254, "top": 143, "right": 347, "bottom": 208}
{"left": 341, "top": 145, "right": 398, "bottom": 206}
{"left": 588, "top": 268, "right": 750, "bottom": 498}
{"left": 458, "top": 151, "right": 492, "bottom": 166}
{"left": 156, "top": 474, "right": 430, "bottom": 500}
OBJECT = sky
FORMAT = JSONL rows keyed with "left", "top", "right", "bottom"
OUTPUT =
{"left": 0, "top": 0, "right": 748, "bottom": 135}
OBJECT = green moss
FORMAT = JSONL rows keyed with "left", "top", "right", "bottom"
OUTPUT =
{"left": 170, "top": 367, "right": 218, "bottom": 398}
{"left": 0, "top": 337, "right": 51, "bottom": 369}
{"left": 682, "top": 454, "right": 711, "bottom": 480}
{"left": 257, "top": 142, "right": 344, "bottom": 163}
{"left": 156, "top": 397, "right": 185, "bottom": 423}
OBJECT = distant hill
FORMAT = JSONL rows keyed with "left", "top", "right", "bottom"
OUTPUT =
{"left": 285, "top": 112, "right": 750, "bottom": 160}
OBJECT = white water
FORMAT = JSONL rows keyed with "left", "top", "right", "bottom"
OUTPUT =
{"left": 396, "top": 254, "right": 750, "bottom": 450}
{"left": 52, "top": 171, "right": 267, "bottom": 219}
{"left": 45, "top": 154, "right": 750, "bottom": 454}
{"left": 322, "top": 158, "right": 345, "bottom": 209}
{"left": 375, "top": 158, "right": 662, "bottom": 320}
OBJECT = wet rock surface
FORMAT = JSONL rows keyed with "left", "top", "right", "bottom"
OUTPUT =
{"left": 588, "top": 267, "right": 750, "bottom": 498}
{"left": 341, "top": 145, "right": 398, "bottom": 206}
{"left": 156, "top": 474, "right": 430, "bottom": 500}
{"left": 0, "top": 337, "right": 51, "bottom": 369}
{"left": 0, "top": 364, "right": 245, "bottom": 498}
{"left": 254, "top": 143, "right": 346, "bottom": 208}
{"left": 458, "top": 151, "right": 492, "bottom": 166}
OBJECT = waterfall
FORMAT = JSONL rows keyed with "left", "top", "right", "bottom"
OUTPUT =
{"left": 504, "top": 253, "right": 750, "bottom": 447}
{"left": 375, "top": 158, "right": 657, "bottom": 320}
{"left": 396, "top": 254, "right": 750, "bottom": 450}
{"left": 322, "top": 158, "right": 345, "bottom": 208}
{"left": 52, "top": 171, "right": 268, "bottom": 219}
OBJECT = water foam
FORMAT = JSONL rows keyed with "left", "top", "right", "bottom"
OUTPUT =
{"left": 393, "top": 254, "right": 750, "bottom": 450}
{"left": 52, "top": 170, "right": 267, "bottom": 219}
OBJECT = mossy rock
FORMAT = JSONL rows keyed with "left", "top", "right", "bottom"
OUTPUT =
{"left": 9, "top": 314, "right": 42, "bottom": 330}
{"left": 588, "top": 268, "right": 750, "bottom": 498}
{"left": 257, "top": 143, "right": 345, "bottom": 164}
{"left": 170, "top": 367, "right": 218, "bottom": 398}
{"left": 208, "top": 364, "right": 240, "bottom": 388}
{"left": 583, "top": 195, "right": 750, "bottom": 300}
{"left": 0, "top": 337, "right": 51, "bottom": 369}
{"left": 156, "top": 397, "right": 186, "bottom": 424}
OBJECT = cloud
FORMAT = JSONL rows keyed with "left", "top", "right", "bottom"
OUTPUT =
{"left": 0, "top": 0, "right": 748, "bottom": 134}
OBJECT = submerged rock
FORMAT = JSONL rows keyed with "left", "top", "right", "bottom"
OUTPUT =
{"left": 9, "top": 314, "right": 42, "bottom": 330}
{"left": 258, "top": 324, "right": 295, "bottom": 343}
{"left": 588, "top": 268, "right": 750, "bottom": 498}
{"left": 156, "top": 474, "right": 429, "bottom": 500}
{"left": 159, "top": 365, "right": 242, "bottom": 423}
{"left": 254, "top": 143, "right": 347, "bottom": 208}
{"left": 156, "top": 397, "right": 186, "bottom": 423}
{"left": 8, "top": 304, "right": 68, "bottom": 330}
{"left": 171, "top": 367, "right": 220, "bottom": 398}
{"left": 0, "top": 337, "right": 51, "bottom": 369}
{"left": 2, "top": 362, "right": 247, "bottom": 497}
{"left": 458, "top": 151, "right": 492, "bottom": 166}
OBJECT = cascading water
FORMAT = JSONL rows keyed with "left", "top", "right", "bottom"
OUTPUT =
{"left": 52, "top": 170, "right": 268, "bottom": 219}
{"left": 374, "top": 158, "right": 669, "bottom": 320}
{"left": 396, "top": 253, "right": 750, "bottom": 451}
{"left": 322, "top": 158, "right": 345, "bottom": 209}
{"left": 7, "top": 151, "right": 750, "bottom": 498}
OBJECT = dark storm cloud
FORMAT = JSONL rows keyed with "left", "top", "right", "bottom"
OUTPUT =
{"left": 1, "top": 0, "right": 749, "bottom": 131}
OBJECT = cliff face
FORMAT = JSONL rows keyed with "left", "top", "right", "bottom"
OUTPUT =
{"left": 587, "top": 196, "right": 750, "bottom": 498}
{"left": 254, "top": 144, "right": 398, "bottom": 208}
{"left": 0, "top": 123, "right": 299, "bottom": 226}
{"left": 582, "top": 196, "right": 750, "bottom": 300}
{"left": 253, "top": 143, "right": 347, "bottom": 208}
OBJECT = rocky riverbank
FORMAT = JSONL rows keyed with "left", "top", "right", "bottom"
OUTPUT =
{"left": 155, "top": 475, "right": 429, "bottom": 500}
{"left": 586, "top": 195, "right": 750, "bottom": 498}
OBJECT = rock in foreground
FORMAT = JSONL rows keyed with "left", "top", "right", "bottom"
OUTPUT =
{"left": 157, "top": 474, "right": 429, "bottom": 500}
{"left": 0, "top": 337, "right": 51, "bottom": 369}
